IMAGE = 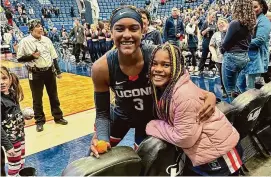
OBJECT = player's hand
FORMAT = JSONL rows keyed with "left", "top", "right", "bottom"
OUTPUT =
{"left": 198, "top": 92, "right": 216, "bottom": 122}
{"left": 6, "top": 148, "right": 16, "bottom": 157}
{"left": 90, "top": 133, "right": 111, "bottom": 158}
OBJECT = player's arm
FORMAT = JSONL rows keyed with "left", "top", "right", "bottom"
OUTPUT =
{"left": 90, "top": 56, "right": 111, "bottom": 157}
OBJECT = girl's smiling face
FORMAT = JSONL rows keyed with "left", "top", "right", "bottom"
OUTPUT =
{"left": 151, "top": 49, "right": 171, "bottom": 89}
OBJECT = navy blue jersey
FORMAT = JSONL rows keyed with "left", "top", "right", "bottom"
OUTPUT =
{"left": 107, "top": 45, "right": 155, "bottom": 122}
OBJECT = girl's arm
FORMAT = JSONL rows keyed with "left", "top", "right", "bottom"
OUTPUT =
{"left": 146, "top": 99, "right": 203, "bottom": 149}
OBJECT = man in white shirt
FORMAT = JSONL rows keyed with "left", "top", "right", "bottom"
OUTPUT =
{"left": 17, "top": 19, "right": 68, "bottom": 132}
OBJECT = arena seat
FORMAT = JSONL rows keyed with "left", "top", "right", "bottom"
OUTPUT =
{"left": 230, "top": 89, "right": 267, "bottom": 162}
{"left": 216, "top": 101, "right": 237, "bottom": 124}
{"left": 252, "top": 83, "right": 271, "bottom": 156}
{"left": 231, "top": 89, "right": 267, "bottom": 139}
{"left": 136, "top": 136, "right": 185, "bottom": 176}
{"left": 258, "top": 82, "right": 271, "bottom": 126}
{"left": 62, "top": 136, "right": 186, "bottom": 176}
{"left": 62, "top": 146, "right": 141, "bottom": 176}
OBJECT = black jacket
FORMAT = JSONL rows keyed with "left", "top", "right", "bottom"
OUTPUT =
{"left": 1, "top": 92, "right": 25, "bottom": 149}
{"left": 163, "top": 16, "right": 184, "bottom": 42}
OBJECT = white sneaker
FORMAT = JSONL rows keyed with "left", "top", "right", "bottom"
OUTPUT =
{"left": 189, "top": 66, "right": 195, "bottom": 72}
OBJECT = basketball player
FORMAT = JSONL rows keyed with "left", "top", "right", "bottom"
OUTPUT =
{"left": 90, "top": 6, "right": 217, "bottom": 158}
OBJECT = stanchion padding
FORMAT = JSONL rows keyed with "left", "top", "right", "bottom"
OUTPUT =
{"left": 62, "top": 146, "right": 141, "bottom": 176}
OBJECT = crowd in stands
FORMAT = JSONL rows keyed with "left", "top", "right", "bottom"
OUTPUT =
{"left": 41, "top": 6, "right": 60, "bottom": 18}
{"left": 1, "top": 0, "right": 271, "bottom": 90}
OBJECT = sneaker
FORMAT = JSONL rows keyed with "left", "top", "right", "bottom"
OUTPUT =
{"left": 189, "top": 66, "right": 195, "bottom": 72}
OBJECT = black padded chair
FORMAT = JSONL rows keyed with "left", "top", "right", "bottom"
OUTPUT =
{"left": 256, "top": 82, "right": 271, "bottom": 128}
{"left": 252, "top": 83, "right": 271, "bottom": 156}
{"left": 62, "top": 137, "right": 185, "bottom": 176}
{"left": 136, "top": 136, "right": 185, "bottom": 176}
{"left": 62, "top": 146, "right": 141, "bottom": 176}
{"left": 216, "top": 101, "right": 237, "bottom": 124}
{"left": 231, "top": 89, "right": 267, "bottom": 139}
{"left": 231, "top": 89, "right": 267, "bottom": 163}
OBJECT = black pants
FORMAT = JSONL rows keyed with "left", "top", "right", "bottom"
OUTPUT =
{"left": 74, "top": 43, "right": 85, "bottom": 62}
{"left": 1, "top": 147, "right": 5, "bottom": 176}
{"left": 189, "top": 47, "right": 197, "bottom": 66}
{"left": 262, "top": 66, "right": 271, "bottom": 83}
{"left": 92, "top": 41, "right": 100, "bottom": 61}
{"left": 216, "top": 62, "right": 226, "bottom": 93}
{"left": 29, "top": 68, "right": 63, "bottom": 125}
{"left": 198, "top": 40, "right": 215, "bottom": 71}
{"left": 99, "top": 39, "right": 106, "bottom": 56}
{"left": 106, "top": 40, "right": 113, "bottom": 52}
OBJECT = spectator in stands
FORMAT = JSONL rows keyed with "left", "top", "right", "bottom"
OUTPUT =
{"left": 18, "top": 5, "right": 22, "bottom": 16}
{"left": 98, "top": 21, "right": 106, "bottom": 56}
{"left": 17, "top": 19, "right": 68, "bottom": 132}
{"left": 91, "top": 24, "right": 100, "bottom": 61}
{"left": 48, "top": 27, "right": 60, "bottom": 43}
{"left": 49, "top": 6, "right": 54, "bottom": 16}
{"left": 46, "top": 7, "right": 52, "bottom": 18}
{"left": 163, "top": 7, "right": 184, "bottom": 47}
{"left": 153, "top": 19, "right": 163, "bottom": 35}
{"left": 22, "top": 13, "right": 29, "bottom": 25}
{"left": 69, "top": 18, "right": 85, "bottom": 63}
{"left": 40, "top": 15, "right": 45, "bottom": 27}
{"left": 240, "top": 0, "right": 271, "bottom": 90}
{"left": 21, "top": 2, "right": 25, "bottom": 11}
{"left": 29, "top": 6, "right": 34, "bottom": 15}
{"left": 186, "top": 16, "right": 199, "bottom": 73}
{"left": 104, "top": 23, "right": 113, "bottom": 52}
{"left": 41, "top": 6, "right": 46, "bottom": 17}
{"left": 5, "top": 8, "right": 12, "bottom": 26}
{"left": 197, "top": 11, "right": 216, "bottom": 74}
{"left": 12, "top": 0, "right": 17, "bottom": 8}
{"left": 221, "top": 0, "right": 256, "bottom": 102}
{"left": 139, "top": 9, "right": 162, "bottom": 45}
{"left": 70, "top": 5, "right": 75, "bottom": 17}
{"left": 61, "top": 29, "right": 68, "bottom": 42}
{"left": 54, "top": 7, "right": 60, "bottom": 17}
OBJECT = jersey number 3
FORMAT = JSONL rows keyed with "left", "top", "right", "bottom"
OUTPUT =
{"left": 133, "top": 98, "right": 144, "bottom": 111}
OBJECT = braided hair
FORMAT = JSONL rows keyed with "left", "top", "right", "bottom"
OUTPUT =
{"left": 148, "top": 44, "right": 185, "bottom": 125}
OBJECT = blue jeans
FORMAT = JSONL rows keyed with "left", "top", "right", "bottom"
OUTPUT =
{"left": 237, "top": 72, "right": 261, "bottom": 92}
{"left": 222, "top": 52, "right": 249, "bottom": 102}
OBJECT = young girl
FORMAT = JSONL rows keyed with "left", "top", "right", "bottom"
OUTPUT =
{"left": 146, "top": 44, "right": 242, "bottom": 176}
{"left": 1, "top": 66, "right": 26, "bottom": 176}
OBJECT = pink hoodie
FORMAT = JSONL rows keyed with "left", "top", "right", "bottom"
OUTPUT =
{"left": 146, "top": 72, "right": 240, "bottom": 166}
